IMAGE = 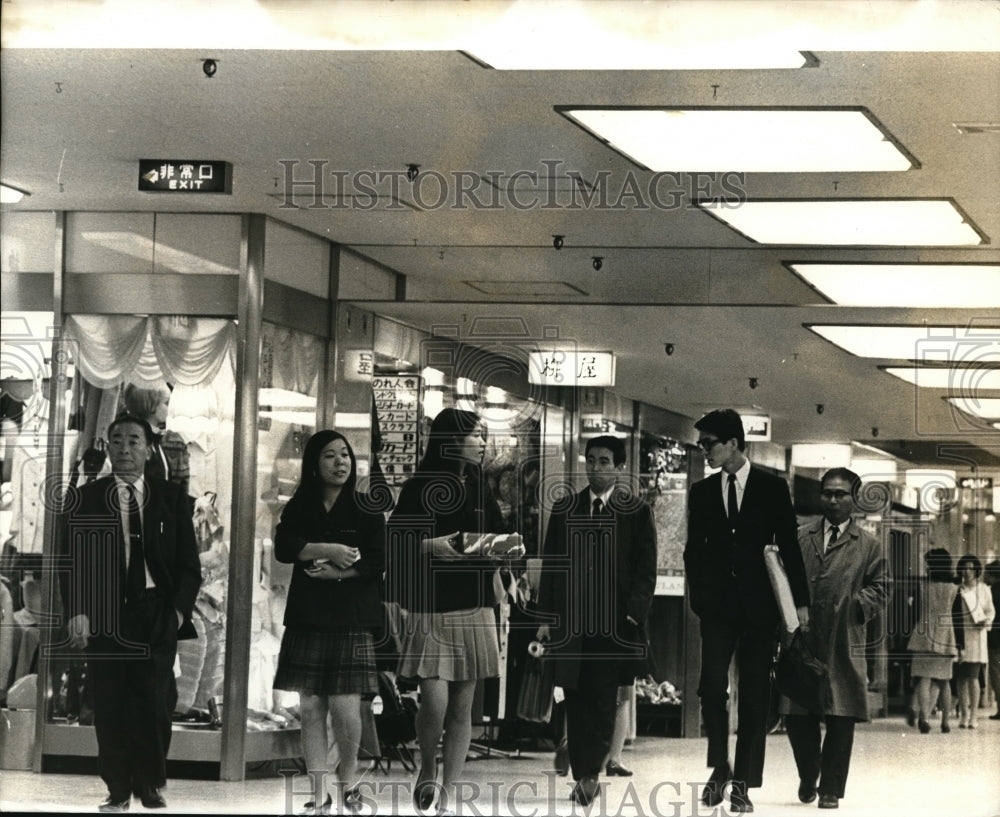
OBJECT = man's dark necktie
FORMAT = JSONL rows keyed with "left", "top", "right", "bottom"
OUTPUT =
{"left": 727, "top": 474, "right": 738, "bottom": 529}
{"left": 124, "top": 484, "right": 146, "bottom": 600}
{"left": 826, "top": 524, "right": 840, "bottom": 553}
{"left": 593, "top": 498, "right": 606, "bottom": 517}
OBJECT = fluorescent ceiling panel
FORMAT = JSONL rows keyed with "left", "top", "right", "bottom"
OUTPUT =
{"left": 565, "top": 109, "right": 912, "bottom": 172}
{"left": 882, "top": 367, "right": 1000, "bottom": 390}
{"left": 701, "top": 200, "right": 983, "bottom": 245}
{"left": 946, "top": 397, "right": 1000, "bottom": 419}
{"left": 851, "top": 459, "right": 898, "bottom": 482}
{"left": 809, "top": 325, "right": 1000, "bottom": 360}
{"left": 469, "top": 45, "right": 808, "bottom": 71}
{"left": 791, "top": 443, "right": 852, "bottom": 468}
{"left": 1, "top": 184, "right": 29, "bottom": 203}
{"left": 789, "top": 264, "right": 1000, "bottom": 307}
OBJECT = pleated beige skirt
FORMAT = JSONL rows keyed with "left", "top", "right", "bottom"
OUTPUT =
{"left": 398, "top": 607, "right": 500, "bottom": 682}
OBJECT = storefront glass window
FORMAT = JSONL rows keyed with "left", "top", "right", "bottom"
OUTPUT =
{"left": 1, "top": 311, "right": 68, "bottom": 709}
{"left": 33, "top": 313, "right": 237, "bottom": 755}
{"left": 252, "top": 321, "right": 323, "bottom": 730}
{"left": 639, "top": 433, "right": 689, "bottom": 580}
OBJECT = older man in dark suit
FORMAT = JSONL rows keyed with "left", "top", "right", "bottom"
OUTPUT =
{"left": 536, "top": 435, "right": 657, "bottom": 807}
{"left": 684, "top": 409, "right": 810, "bottom": 814}
{"left": 63, "top": 413, "right": 201, "bottom": 812}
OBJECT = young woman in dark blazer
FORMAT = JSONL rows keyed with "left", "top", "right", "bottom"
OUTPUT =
{"left": 273, "top": 430, "right": 386, "bottom": 815}
{"left": 386, "top": 408, "right": 510, "bottom": 814}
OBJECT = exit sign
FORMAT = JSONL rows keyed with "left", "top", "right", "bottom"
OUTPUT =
{"left": 139, "top": 160, "right": 232, "bottom": 193}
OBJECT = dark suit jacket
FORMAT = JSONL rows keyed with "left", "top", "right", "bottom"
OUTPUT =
{"left": 63, "top": 475, "right": 202, "bottom": 640}
{"left": 684, "top": 465, "right": 809, "bottom": 629}
{"left": 538, "top": 487, "right": 657, "bottom": 688}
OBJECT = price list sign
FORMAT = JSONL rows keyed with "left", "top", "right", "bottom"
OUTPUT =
{"left": 373, "top": 375, "right": 421, "bottom": 485}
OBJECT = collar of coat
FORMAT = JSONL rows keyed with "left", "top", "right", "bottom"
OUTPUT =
{"left": 804, "top": 517, "right": 858, "bottom": 554}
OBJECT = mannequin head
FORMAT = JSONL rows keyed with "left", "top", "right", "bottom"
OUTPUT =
{"left": 123, "top": 383, "right": 171, "bottom": 430}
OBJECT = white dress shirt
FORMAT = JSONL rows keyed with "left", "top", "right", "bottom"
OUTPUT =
{"left": 721, "top": 458, "right": 751, "bottom": 517}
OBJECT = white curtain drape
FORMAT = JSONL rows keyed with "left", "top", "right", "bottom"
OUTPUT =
{"left": 64, "top": 315, "right": 237, "bottom": 388}
{"left": 260, "top": 322, "right": 322, "bottom": 396}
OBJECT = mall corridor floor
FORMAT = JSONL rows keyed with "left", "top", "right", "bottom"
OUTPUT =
{"left": 2, "top": 716, "right": 998, "bottom": 815}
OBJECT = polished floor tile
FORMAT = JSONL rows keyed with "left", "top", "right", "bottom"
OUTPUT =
{"left": 2, "top": 715, "right": 998, "bottom": 815}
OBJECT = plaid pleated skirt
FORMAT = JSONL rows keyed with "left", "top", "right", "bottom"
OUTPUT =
{"left": 398, "top": 607, "right": 500, "bottom": 682}
{"left": 273, "top": 628, "right": 378, "bottom": 696}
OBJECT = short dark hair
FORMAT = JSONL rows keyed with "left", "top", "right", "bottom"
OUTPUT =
{"left": 924, "top": 547, "right": 953, "bottom": 583}
{"left": 108, "top": 413, "right": 155, "bottom": 445}
{"left": 694, "top": 408, "right": 745, "bottom": 451}
{"left": 586, "top": 435, "right": 626, "bottom": 466}
{"left": 957, "top": 552, "right": 983, "bottom": 579}
{"left": 821, "top": 467, "right": 862, "bottom": 492}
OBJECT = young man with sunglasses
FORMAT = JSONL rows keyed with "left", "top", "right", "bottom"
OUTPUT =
{"left": 683, "top": 409, "right": 810, "bottom": 813}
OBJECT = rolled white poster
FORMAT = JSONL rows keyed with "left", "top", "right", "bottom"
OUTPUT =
{"left": 764, "top": 544, "right": 799, "bottom": 634}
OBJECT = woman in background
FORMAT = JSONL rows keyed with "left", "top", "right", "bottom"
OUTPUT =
{"left": 273, "top": 430, "right": 386, "bottom": 814}
{"left": 386, "top": 408, "right": 511, "bottom": 815}
{"left": 906, "top": 548, "right": 958, "bottom": 733}
{"left": 953, "top": 553, "right": 996, "bottom": 729}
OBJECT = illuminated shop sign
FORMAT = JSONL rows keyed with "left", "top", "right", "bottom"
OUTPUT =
{"left": 527, "top": 351, "right": 615, "bottom": 387}
{"left": 742, "top": 413, "right": 771, "bottom": 442}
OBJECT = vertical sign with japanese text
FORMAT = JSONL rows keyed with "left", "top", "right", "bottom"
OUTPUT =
{"left": 372, "top": 374, "right": 421, "bottom": 485}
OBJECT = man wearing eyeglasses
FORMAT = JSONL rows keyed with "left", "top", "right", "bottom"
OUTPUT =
{"left": 684, "top": 408, "right": 810, "bottom": 814}
{"left": 782, "top": 468, "right": 890, "bottom": 810}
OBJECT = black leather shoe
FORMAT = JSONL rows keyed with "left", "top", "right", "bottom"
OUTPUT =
{"left": 98, "top": 794, "right": 130, "bottom": 812}
{"left": 701, "top": 763, "right": 731, "bottom": 807}
{"left": 569, "top": 781, "right": 580, "bottom": 803}
{"left": 574, "top": 777, "right": 599, "bottom": 807}
{"left": 413, "top": 758, "right": 440, "bottom": 814}
{"left": 798, "top": 779, "right": 818, "bottom": 803}
{"left": 729, "top": 781, "right": 754, "bottom": 814}
{"left": 299, "top": 794, "right": 332, "bottom": 815}
{"left": 605, "top": 760, "right": 633, "bottom": 777}
{"left": 554, "top": 738, "right": 569, "bottom": 777}
{"left": 413, "top": 780, "right": 438, "bottom": 814}
{"left": 135, "top": 788, "right": 167, "bottom": 809}
{"left": 343, "top": 788, "right": 363, "bottom": 815}
{"left": 818, "top": 793, "right": 840, "bottom": 809}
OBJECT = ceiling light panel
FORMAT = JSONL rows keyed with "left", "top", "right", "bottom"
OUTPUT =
{"left": 808, "top": 325, "right": 1000, "bottom": 360}
{"left": 945, "top": 397, "right": 1000, "bottom": 419}
{"left": 467, "top": 40, "right": 808, "bottom": 70}
{"left": 700, "top": 200, "right": 984, "bottom": 245}
{"left": 563, "top": 108, "right": 913, "bottom": 172}
{"left": 882, "top": 366, "right": 1000, "bottom": 390}
{"left": 1, "top": 184, "right": 29, "bottom": 203}
{"left": 788, "top": 264, "right": 1000, "bottom": 307}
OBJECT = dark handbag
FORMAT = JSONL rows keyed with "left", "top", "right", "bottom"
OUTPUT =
{"left": 773, "top": 628, "right": 833, "bottom": 713}
{"left": 516, "top": 654, "right": 555, "bottom": 723}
